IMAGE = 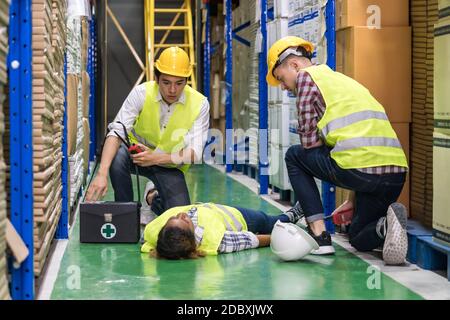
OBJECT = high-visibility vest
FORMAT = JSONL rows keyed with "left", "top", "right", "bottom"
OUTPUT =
{"left": 129, "top": 81, "right": 205, "bottom": 173}
{"left": 303, "top": 65, "right": 408, "bottom": 170}
{"left": 141, "top": 203, "right": 248, "bottom": 256}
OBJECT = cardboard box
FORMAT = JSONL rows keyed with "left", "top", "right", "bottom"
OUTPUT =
{"left": 82, "top": 117, "right": 90, "bottom": 172}
{"left": 81, "top": 71, "right": 90, "bottom": 118}
{"left": 434, "top": 16, "right": 450, "bottom": 135}
{"left": 432, "top": 131, "right": 450, "bottom": 245}
{"left": 337, "top": 26, "right": 412, "bottom": 122}
{"left": 392, "top": 122, "right": 410, "bottom": 212}
{"left": 336, "top": 0, "right": 409, "bottom": 31}
{"left": 439, "top": 0, "right": 450, "bottom": 10}
{"left": 67, "top": 74, "right": 79, "bottom": 156}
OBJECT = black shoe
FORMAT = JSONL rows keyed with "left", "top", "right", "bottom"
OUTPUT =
{"left": 283, "top": 202, "right": 305, "bottom": 224}
{"left": 307, "top": 228, "right": 335, "bottom": 255}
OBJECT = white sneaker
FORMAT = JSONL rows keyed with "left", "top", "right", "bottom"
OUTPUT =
{"left": 140, "top": 181, "right": 157, "bottom": 226}
{"left": 383, "top": 203, "right": 408, "bottom": 265}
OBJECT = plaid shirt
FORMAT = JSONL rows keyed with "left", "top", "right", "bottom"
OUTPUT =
{"left": 296, "top": 69, "right": 406, "bottom": 174}
{"left": 187, "top": 207, "right": 259, "bottom": 253}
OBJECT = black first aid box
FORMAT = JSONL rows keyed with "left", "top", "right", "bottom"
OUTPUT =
{"left": 80, "top": 202, "right": 140, "bottom": 243}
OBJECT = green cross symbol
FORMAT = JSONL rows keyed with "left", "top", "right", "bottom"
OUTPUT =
{"left": 101, "top": 223, "right": 116, "bottom": 239}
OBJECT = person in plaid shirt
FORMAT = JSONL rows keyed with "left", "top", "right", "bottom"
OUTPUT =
{"left": 266, "top": 37, "right": 409, "bottom": 265}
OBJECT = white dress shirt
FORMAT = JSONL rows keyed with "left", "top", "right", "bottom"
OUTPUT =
{"left": 107, "top": 83, "right": 210, "bottom": 161}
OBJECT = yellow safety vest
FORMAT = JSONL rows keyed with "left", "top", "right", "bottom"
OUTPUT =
{"left": 129, "top": 81, "right": 205, "bottom": 173}
{"left": 303, "top": 65, "right": 408, "bottom": 170}
{"left": 141, "top": 203, "right": 248, "bottom": 256}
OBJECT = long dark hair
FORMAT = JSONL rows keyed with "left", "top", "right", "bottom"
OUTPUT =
{"left": 154, "top": 225, "right": 205, "bottom": 260}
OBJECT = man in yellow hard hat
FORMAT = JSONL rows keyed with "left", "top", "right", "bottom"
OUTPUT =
{"left": 86, "top": 47, "right": 209, "bottom": 224}
{"left": 267, "top": 36, "right": 409, "bottom": 265}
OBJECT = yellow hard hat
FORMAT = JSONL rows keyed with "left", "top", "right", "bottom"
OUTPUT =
{"left": 266, "top": 36, "right": 314, "bottom": 86}
{"left": 155, "top": 46, "right": 192, "bottom": 78}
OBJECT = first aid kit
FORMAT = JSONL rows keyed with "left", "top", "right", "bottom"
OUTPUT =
{"left": 80, "top": 122, "right": 142, "bottom": 243}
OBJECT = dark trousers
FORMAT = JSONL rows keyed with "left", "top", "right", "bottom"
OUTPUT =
{"left": 284, "top": 144, "right": 406, "bottom": 251}
{"left": 233, "top": 207, "right": 290, "bottom": 234}
{"left": 110, "top": 144, "right": 191, "bottom": 215}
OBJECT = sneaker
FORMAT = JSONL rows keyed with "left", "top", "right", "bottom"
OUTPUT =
{"left": 308, "top": 228, "right": 336, "bottom": 255}
{"left": 140, "top": 181, "right": 158, "bottom": 226}
{"left": 383, "top": 203, "right": 408, "bottom": 265}
{"left": 283, "top": 202, "right": 305, "bottom": 224}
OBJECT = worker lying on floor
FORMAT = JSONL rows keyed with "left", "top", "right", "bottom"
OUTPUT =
{"left": 85, "top": 47, "right": 209, "bottom": 223}
{"left": 266, "top": 36, "right": 409, "bottom": 265}
{"left": 140, "top": 203, "right": 304, "bottom": 259}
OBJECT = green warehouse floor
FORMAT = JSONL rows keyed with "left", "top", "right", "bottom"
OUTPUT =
{"left": 36, "top": 165, "right": 448, "bottom": 300}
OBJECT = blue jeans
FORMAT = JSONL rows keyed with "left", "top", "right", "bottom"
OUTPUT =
{"left": 110, "top": 144, "right": 191, "bottom": 215}
{"left": 284, "top": 144, "right": 406, "bottom": 251}
{"left": 233, "top": 207, "right": 290, "bottom": 234}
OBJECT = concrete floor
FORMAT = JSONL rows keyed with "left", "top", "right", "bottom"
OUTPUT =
{"left": 38, "top": 165, "right": 450, "bottom": 300}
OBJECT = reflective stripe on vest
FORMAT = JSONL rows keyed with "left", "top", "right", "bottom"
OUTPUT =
{"left": 332, "top": 137, "right": 402, "bottom": 153}
{"left": 130, "top": 128, "right": 156, "bottom": 149}
{"left": 201, "top": 204, "right": 243, "bottom": 231}
{"left": 214, "top": 204, "right": 244, "bottom": 231}
{"left": 321, "top": 110, "right": 389, "bottom": 137}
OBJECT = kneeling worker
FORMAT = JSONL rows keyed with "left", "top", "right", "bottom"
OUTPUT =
{"left": 266, "top": 36, "right": 409, "bottom": 264}
{"left": 86, "top": 47, "right": 210, "bottom": 223}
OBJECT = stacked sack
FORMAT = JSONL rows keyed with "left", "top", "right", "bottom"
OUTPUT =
{"left": 31, "top": 0, "right": 67, "bottom": 276}
{"left": 0, "top": 0, "right": 10, "bottom": 300}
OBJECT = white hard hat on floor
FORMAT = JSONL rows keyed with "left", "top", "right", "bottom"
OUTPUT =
{"left": 270, "top": 220, "right": 319, "bottom": 261}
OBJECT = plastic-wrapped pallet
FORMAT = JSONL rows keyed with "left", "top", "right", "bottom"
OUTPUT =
{"left": 0, "top": 0, "right": 10, "bottom": 300}
{"left": 287, "top": 0, "right": 328, "bottom": 64}
{"left": 66, "top": 15, "right": 86, "bottom": 208}
{"left": 232, "top": 4, "right": 251, "bottom": 132}
{"left": 246, "top": 20, "right": 260, "bottom": 167}
{"left": 32, "top": 0, "right": 67, "bottom": 277}
{"left": 266, "top": 16, "right": 294, "bottom": 190}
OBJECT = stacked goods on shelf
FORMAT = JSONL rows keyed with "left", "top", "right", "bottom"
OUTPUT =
{"left": 31, "top": 0, "right": 67, "bottom": 276}
{"left": 232, "top": 2, "right": 250, "bottom": 134}
{"left": 267, "top": 14, "right": 291, "bottom": 190}
{"left": 81, "top": 18, "right": 90, "bottom": 172}
{"left": 67, "top": 16, "right": 85, "bottom": 208}
{"left": 0, "top": 0, "right": 10, "bottom": 300}
{"left": 267, "top": 0, "right": 327, "bottom": 191}
{"left": 410, "top": 0, "right": 439, "bottom": 226}
{"left": 432, "top": 2, "right": 450, "bottom": 245}
{"left": 247, "top": 0, "right": 261, "bottom": 167}
{"left": 335, "top": 0, "right": 411, "bottom": 212}
{"left": 208, "top": 3, "right": 225, "bottom": 155}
